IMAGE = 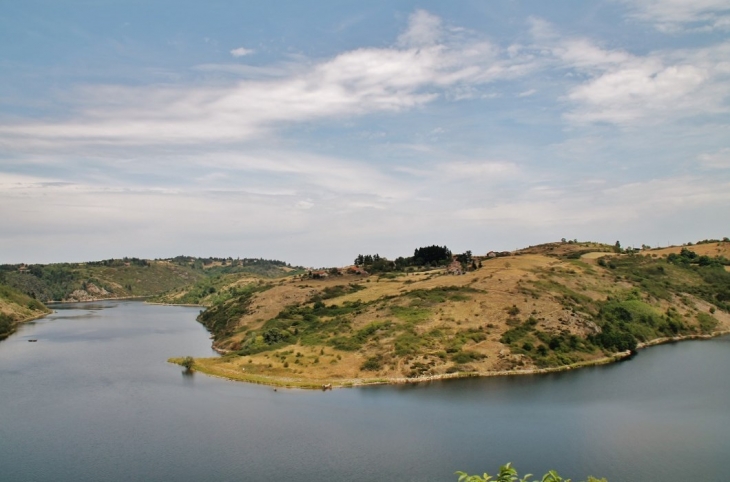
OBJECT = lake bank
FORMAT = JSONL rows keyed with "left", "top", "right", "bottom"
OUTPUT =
{"left": 171, "top": 328, "right": 730, "bottom": 389}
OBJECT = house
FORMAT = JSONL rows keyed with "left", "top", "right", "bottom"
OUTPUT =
{"left": 346, "top": 266, "right": 370, "bottom": 276}
{"left": 486, "top": 251, "right": 497, "bottom": 259}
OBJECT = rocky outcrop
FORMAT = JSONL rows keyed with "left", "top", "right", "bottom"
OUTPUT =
{"left": 64, "top": 283, "right": 110, "bottom": 302}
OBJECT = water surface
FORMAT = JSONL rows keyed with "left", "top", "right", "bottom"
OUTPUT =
{"left": 1, "top": 301, "right": 728, "bottom": 481}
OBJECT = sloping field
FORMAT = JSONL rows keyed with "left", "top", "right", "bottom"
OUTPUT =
{"left": 648, "top": 241, "right": 730, "bottom": 258}
{"left": 177, "top": 241, "right": 730, "bottom": 387}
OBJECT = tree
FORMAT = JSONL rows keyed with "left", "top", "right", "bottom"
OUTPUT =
{"left": 614, "top": 241, "right": 621, "bottom": 253}
{"left": 413, "top": 245, "right": 452, "bottom": 266}
{"left": 181, "top": 356, "right": 195, "bottom": 370}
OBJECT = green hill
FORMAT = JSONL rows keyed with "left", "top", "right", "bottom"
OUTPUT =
{"left": 0, "top": 258, "right": 203, "bottom": 302}
{"left": 173, "top": 240, "right": 730, "bottom": 388}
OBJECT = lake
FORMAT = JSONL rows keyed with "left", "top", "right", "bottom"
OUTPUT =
{"left": 1, "top": 301, "right": 728, "bottom": 481}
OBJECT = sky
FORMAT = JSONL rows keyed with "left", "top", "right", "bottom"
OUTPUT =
{"left": 1, "top": 0, "right": 729, "bottom": 267}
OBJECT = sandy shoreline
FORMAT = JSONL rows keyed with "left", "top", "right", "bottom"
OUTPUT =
{"left": 172, "top": 329, "right": 730, "bottom": 390}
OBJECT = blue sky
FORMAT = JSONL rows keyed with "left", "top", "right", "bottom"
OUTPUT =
{"left": 1, "top": 0, "right": 729, "bottom": 267}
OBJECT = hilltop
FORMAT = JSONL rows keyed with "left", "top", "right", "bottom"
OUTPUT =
{"left": 170, "top": 239, "right": 730, "bottom": 388}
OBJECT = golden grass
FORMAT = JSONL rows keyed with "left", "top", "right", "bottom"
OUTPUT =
{"left": 177, "top": 241, "right": 730, "bottom": 387}
{"left": 649, "top": 242, "right": 730, "bottom": 258}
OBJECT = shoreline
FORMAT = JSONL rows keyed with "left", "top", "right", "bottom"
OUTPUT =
{"left": 45, "top": 298, "right": 205, "bottom": 308}
{"left": 171, "top": 329, "right": 730, "bottom": 390}
{"left": 145, "top": 301, "right": 205, "bottom": 308}
{"left": 47, "top": 296, "right": 150, "bottom": 304}
{"left": 0, "top": 310, "right": 52, "bottom": 341}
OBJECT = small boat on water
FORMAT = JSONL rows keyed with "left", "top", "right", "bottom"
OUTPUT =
{"left": 28, "top": 339, "right": 37, "bottom": 342}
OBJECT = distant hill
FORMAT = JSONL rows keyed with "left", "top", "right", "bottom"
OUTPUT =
{"left": 174, "top": 239, "right": 730, "bottom": 388}
{"left": 0, "top": 258, "right": 203, "bottom": 302}
{"left": 0, "top": 255, "right": 298, "bottom": 304}
{"left": 0, "top": 283, "right": 51, "bottom": 340}
{"left": 149, "top": 258, "right": 305, "bottom": 306}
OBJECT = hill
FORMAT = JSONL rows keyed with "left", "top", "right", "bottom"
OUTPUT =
{"left": 0, "top": 256, "right": 297, "bottom": 303}
{"left": 0, "top": 284, "right": 51, "bottom": 339}
{"left": 149, "top": 258, "right": 304, "bottom": 306}
{"left": 173, "top": 240, "right": 730, "bottom": 388}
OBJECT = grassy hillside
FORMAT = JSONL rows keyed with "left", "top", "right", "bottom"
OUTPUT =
{"left": 0, "top": 259, "right": 203, "bottom": 302}
{"left": 0, "top": 255, "right": 299, "bottom": 305}
{"left": 0, "top": 284, "right": 51, "bottom": 339}
{"left": 176, "top": 240, "right": 730, "bottom": 388}
{"left": 149, "top": 258, "right": 304, "bottom": 306}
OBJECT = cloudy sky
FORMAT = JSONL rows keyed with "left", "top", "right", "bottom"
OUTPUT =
{"left": 1, "top": 0, "right": 729, "bottom": 267}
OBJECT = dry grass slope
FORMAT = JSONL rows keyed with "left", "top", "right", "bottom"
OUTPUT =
{"left": 173, "top": 240, "right": 730, "bottom": 387}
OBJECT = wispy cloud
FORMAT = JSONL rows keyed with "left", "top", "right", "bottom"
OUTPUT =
{"left": 230, "top": 46, "right": 255, "bottom": 57}
{"left": 0, "top": 11, "right": 535, "bottom": 149}
{"left": 619, "top": 0, "right": 730, "bottom": 32}
{"left": 698, "top": 148, "right": 730, "bottom": 169}
{"left": 2, "top": 6, "right": 729, "bottom": 265}
{"left": 528, "top": 19, "right": 730, "bottom": 125}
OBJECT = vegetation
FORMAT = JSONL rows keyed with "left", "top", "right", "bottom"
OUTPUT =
{"left": 0, "top": 260, "right": 203, "bottom": 301}
{"left": 4, "top": 238, "right": 727, "bottom": 387}
{"left": 0, "top": 256, "right": 298, "bottom": 303}
{"left": 456, "top": 462, "right": 606, "bottom": 482}
{"left": 181, "top": 238, "right": 729, "bottom": 386}
{"left": 197, "top": 282, "right": 273, "bottom": 340}
{"left": 354, "top": 244, "right": 455, "bottom": 273}
{"left": 0, "top": 283, "right": 50, "bottom": 339}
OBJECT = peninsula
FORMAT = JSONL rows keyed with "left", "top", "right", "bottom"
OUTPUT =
{"left": 165, "top": 239, "right": 730, "bottom": 388}
{"left": 3, "top": 240, "right": 728, "bottom": 386}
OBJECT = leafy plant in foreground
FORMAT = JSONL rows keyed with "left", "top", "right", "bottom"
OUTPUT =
{"left": 456, "top": 462, "right": 606, "bottom": 482}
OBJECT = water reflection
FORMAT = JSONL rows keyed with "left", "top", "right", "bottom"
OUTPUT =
{"left": 0, "top": 301, "right": 728, "bottom": 482}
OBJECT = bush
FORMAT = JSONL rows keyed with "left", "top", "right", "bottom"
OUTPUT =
{"left": 181, "top": 356, "right": 194, "bottom": 370}
{"left": 360, "top": 356, "right": 383, "bottom": 371}
{"left": 451, "top": 350, "right": 486, "bottom": 364}
{"left": 456, "top": 462, "right": 607, "bottom": 482}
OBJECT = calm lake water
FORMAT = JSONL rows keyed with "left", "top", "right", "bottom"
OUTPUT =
{"left": 1, "top": 301, "right": 728, "bottom": 482}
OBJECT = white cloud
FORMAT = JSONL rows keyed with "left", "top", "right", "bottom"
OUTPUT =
{"left": 397, "top": 10, "right": 443, "bottom": 47}
{"left": 230, "top": 46, "right": 254, "bottom": 57}
{"left": 0, "top": 11, "right": 533, "bottom": 149}
{"left": 698, "top": 148, "right": 730, "bottom": 169}
{"left": 620, "top": 0, "right": 730, "bottom": 32}
{"left": 529, "top": 20, "right": 730, "bottom": 125}
{"left": 565, "top": 62, "right": 713, "bottom": 124}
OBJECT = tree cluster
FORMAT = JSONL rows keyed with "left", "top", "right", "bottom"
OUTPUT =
{"left": 413, "top": 245, "right": 452, "bottom": 266}
{"left": 667, "top": 248, "right": 728, "bottom": 268}
{"left": 353, "top": 245, "right": 455, "bottom": 273}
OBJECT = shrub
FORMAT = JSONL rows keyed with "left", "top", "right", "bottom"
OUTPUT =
{"left": 456, "top": 462, "right": 607, "bottom": 482}
{"left": 451, "top": 350, "right": 486, "bottom": 364}
{"left": 360, "top": 356, "right": 383, "bottom": 371}
{"left": 181, "top": 356, "right": 194, "bottom": 370}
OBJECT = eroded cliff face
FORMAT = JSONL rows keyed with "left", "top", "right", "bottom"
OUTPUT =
{"left": 63, "top": 283, "right": 111, "bottom": 302}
